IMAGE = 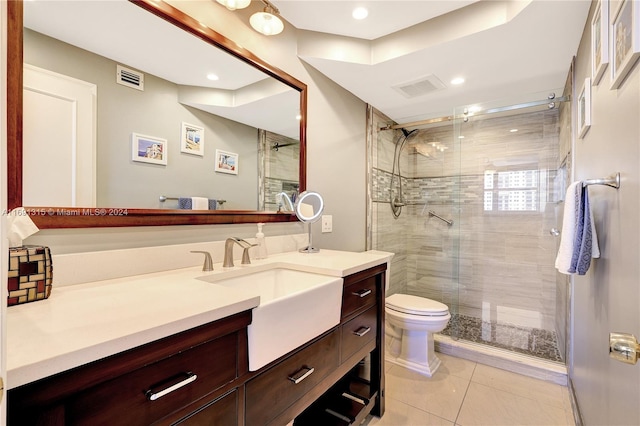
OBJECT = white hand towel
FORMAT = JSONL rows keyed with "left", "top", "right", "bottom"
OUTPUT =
{"left": 555, "top": 182, "right": 580, "bottom": 274}
{"left": 191, "top": 197, "right": 209, "bottom": 210}
{"left": 6, "top": 207, "right": 40, "bottom": 247}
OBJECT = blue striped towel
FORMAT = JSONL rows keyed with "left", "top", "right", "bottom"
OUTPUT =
{"left": 178, "top": 198, "right": 218, "bottom": 210}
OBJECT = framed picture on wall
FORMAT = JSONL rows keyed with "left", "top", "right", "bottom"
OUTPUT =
{"left": 610, "top": 0, "right": 640, "bottom": 89}
{"left": 214, "top": 149, "right": 239, "bottom": 175}
{"left": 591, "top": 0, "right": 609, "bottom": 85}
{"left": 180, "top": 122, "right": 205, "bottom": 156}
{"left": 578, "top": 78, "right": 592, "bottom": 138}
{"left": 131, "top": 133, "right": 167, "bottom": 165}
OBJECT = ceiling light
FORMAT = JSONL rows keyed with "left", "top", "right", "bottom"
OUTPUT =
{"left": 207, "top": 73, "right": 219, "bottom": 81}
{"left": 510, "top": 129, "right": 518, "bottom": 133}
{"left": 451, "top": 77, "right": 465, "bottom": 85}
{"left": 216, "top": 0, "right": 251, "bottom": 11}
{"left": 250, "top": 1, "right": 284, "bottom": 36}
{"left": 352, "top": 7, "right": 368, "bottom": 20}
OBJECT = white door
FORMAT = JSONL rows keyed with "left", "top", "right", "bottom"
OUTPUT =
{"left": 23, "top": 64, "right": 96, "bottom": 207}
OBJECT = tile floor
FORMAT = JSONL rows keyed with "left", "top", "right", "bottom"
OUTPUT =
{"left": 366, "top": 353, "right": 575, "bottom": 426}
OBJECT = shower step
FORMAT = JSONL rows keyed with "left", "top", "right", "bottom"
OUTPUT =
{"left": 434, "top": 334, "right": 568, "bottom": 386}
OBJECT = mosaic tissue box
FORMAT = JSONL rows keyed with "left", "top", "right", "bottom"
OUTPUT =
{"left": 8, "top": 246, "right": 53, "bottom": 306}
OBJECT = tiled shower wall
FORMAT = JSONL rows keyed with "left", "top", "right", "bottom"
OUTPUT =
{"left": 371, "top": 107, "right": 562, "bottom": 333}
{"left": 260, "top": 130, "right": 300, "bottom": 210}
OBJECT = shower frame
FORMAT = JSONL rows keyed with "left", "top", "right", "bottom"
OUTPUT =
{"left": 366, "top": 91, "right": 572, "bottom": 365}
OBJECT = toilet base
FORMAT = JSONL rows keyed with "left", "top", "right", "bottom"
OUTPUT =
{"left": 387, "top": 353, "right": 442, "bottom": 377}
{"left": 385, "top": 326, "right": 444, "bottom": 378}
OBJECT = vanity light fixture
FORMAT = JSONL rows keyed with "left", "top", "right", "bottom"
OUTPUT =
{"left": 250, "top": 0, "right": 284, "bottom": 36}
{"left": 352, "top": 7, "right": 368, "bottom": 20}
{"left": 216, "top": 0, "right": 251, "bottom": 11}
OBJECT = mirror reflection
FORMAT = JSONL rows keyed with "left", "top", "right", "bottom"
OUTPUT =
{"left": 22, "top": 1, "right": 300, "bottom": 211}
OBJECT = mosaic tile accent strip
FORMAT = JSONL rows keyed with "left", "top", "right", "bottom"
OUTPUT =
{"left": 7, "top": 245, "right": 53, "bottom": 306}
{"left": 440, "top": 314, "right": 563, "bottom": 362}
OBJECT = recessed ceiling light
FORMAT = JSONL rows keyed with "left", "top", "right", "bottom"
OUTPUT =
{"left": 451, "top": 77, "right": 465, "bottom": 85}
{"left": 207, "top": 73, "right": 220, "bottom": 81}
{"left": 352, "top": 7, "right": 368, "bottom": 20}
{"left": 510, "top": 129, "right": 518, "bottom": 133}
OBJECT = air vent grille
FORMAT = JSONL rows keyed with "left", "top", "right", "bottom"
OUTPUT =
{"left": 116, "top": 65, "right": 144, "bottom": 91}
{"left": 392, "top": 74, "right": 446, "bottom": 98}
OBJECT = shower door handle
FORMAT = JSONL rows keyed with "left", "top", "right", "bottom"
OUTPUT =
{"left": 550, "top": 228, "right": 560, "bottom": 237}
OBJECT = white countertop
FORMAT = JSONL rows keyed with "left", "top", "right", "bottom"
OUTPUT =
{"left": 7, "top": 249, "right": 392, "bottom": 389}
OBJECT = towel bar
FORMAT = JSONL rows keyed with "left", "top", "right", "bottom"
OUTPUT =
{"left": 159, "top": 196, "right": 227, "bottom": 205}
{"left": 582, "top": 172, "right": 620, "bottom": 189}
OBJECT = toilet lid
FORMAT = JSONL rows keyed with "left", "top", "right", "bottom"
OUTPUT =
{"left": 386, "top": 294, "right": 449, "bottom": 316}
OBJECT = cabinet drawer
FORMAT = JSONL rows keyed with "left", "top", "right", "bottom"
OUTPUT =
{"left": 246, "top": 329, "right": 340, "bottom": 425}
{"left": 341, "top": 304, "right": 377, "bottom": 361}
{"left": 68, "top": 332, "right": 239, "bottom": 425}
{"left": 342, "top": 276, "right": 377, "bottom": 319}
{"left": 174, "top": 389, "right": 237, "bottom": 425}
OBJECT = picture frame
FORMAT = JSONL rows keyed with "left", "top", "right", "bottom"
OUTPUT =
{"left": 591, "top": 0, "right": 609, "bottom": 85}
{"left": 180, "top": 122, "right": 204, "bottom": 156}
{"left": 610, "top": 0, "right": 640, "bottom": 89}
{"left": 131, "top": 133, "right": 167, "bottom": 165}
{"left": 578, "top": 78, "right": 592, "bottom": 138}
{"left": 214, "top": 149, "right": 238, "bottom": 175}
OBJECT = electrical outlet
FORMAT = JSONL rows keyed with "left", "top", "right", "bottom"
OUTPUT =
{"left": 321, "top": 215, "right": 332, "bottom": 233}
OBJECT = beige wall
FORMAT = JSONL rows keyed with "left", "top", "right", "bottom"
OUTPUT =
{"left": 570, "top": 2, "right": 640, "bottom": 424}
{"left": 23, "top": 1, "right": 368, "bottom": 254}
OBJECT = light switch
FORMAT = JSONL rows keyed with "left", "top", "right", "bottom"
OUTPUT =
{"left": 321, "top": 215, "right": 332, "bottom": 233}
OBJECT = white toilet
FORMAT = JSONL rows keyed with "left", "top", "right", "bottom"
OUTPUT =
{"left": 385, "top": 293, "right": 451, "bottom": 377}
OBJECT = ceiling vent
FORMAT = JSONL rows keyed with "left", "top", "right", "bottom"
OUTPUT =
{"left": 392, "top": 74, "right": 446, "bottom": 98}
{"left": 116, "top": 65, "right": 144, "bottom": 91}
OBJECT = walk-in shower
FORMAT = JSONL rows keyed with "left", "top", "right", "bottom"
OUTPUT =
{"left": 368, "top": 91, "right": 571, "bottom": 371}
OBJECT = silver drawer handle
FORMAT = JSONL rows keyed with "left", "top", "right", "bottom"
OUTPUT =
{"left": 288, "top": 366, "right": 314, "bottom": 384}
{"left": 352, "top": 289, "right": 372, "bottom": 298}
{"left": 146, "top": 372, "right": 197, "bottom": 401}
{"left": 353, "top": 326, "right": 371, "bottom": 337}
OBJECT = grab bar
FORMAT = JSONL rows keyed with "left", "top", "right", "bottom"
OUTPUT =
{"left": 428, "top": 210, "right": 453, "bottom": 227}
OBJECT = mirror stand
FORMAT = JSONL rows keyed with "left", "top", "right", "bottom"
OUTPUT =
{"left": 294, "top": 191, "right": 324, "bottom": 254}
{"left": 299, "top": 223, "right": 319, "bottom": 254}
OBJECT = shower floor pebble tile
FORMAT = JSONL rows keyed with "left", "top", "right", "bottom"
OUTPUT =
{"left": 366, "top": 353, "right": 575, "bottom": 426}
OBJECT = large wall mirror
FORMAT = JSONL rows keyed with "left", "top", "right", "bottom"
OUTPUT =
{"left": 7, "top": 0, "right": 306, "bottom": 228}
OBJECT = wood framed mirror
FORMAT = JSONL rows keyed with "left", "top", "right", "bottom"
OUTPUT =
{"left": 7, "top": 0, "right": 306, "bottom": 228}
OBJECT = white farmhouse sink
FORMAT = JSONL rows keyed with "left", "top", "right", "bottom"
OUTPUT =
{"left": 199, "top": 268, "right": 343, "bottom": 371}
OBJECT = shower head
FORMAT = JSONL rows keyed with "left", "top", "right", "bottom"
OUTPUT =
{"left": 401, "top": 128, "right": 418, "bottom": 138}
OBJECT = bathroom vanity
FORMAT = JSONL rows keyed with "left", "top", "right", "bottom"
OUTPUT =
{"left": 6, "top": 250, "right": 390, "bottom": 425}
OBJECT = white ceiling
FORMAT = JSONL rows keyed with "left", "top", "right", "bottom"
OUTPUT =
{"left": 24, "top": 0, "right": 591, "bottom": 133}
{"left": 272, "top": 0, "right": 591, "bottom": 125}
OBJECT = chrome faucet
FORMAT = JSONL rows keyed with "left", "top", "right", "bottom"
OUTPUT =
{"left": 223, "top": 237, "right": 256, "bottom": 268}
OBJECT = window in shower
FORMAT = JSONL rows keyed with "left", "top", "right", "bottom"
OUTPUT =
{"left": 484, "top": 169, "right": 543, "bottom": 211}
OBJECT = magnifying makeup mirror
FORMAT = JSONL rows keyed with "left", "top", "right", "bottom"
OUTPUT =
{"left": 294, "top": 191, "right": 324, "bottom": 253}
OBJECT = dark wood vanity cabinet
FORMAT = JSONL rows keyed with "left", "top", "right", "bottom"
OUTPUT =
{"left": 7, "top": 264, "right": 386, "bottom": 426}
{"left": 7, "top": 311, "right": 252, "bottom": 426}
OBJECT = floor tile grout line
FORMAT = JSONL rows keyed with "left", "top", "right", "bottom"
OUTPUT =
{"left": 453, "top": 361, "right": 477, "bottom": 425}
